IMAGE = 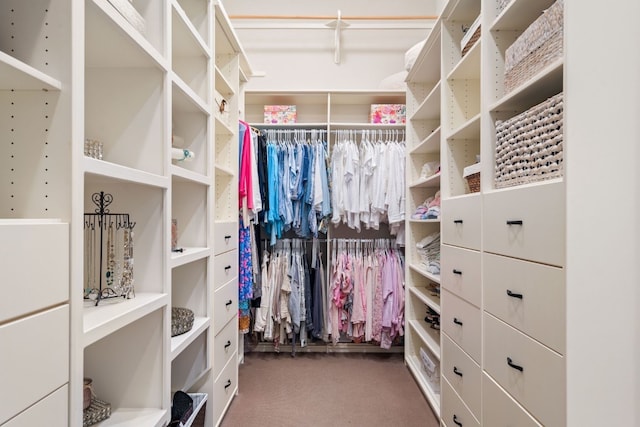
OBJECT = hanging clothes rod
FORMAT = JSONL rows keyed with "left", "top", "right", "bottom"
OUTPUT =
{"left": 230, "top": 15, "right": 437, "bottom": 21}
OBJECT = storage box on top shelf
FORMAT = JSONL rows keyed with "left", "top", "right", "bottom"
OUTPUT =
{"left": 370, "top": 104, "right": 406, "bottom": 124}
{"left": 264, "top": 105, "right": 297, "bottom": 124}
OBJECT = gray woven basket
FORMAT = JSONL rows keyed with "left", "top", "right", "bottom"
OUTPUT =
{"left": 172, "top": 307, "right": 195, "bottom": 337}
{"left": 495, "top": 93, "right": 564, "bottom": 188}
{"left": 83, "top": 398, "right": 111, "bottom": 426}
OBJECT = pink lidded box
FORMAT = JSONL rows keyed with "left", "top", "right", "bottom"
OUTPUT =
{"left": 370, "top": 104, "right": 406, "bottom": 124}
{"left": 264, "top": 105, "right": 297, "bottom": 124}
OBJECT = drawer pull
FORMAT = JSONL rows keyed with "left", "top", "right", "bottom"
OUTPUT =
{"left": 453, "top": 317, "right": 463, "bottom": 326}
{"left": 453, "top": 366, "right": 463, "bottom": 377}
{"left": 453, "top": 414, "right": 463, "bottom": 426}
{"left": 224, "top": 340, "right": 232, "bottom": 349}
{"left": 225, "top": 300, "right": 233, "bottom": 306}
{"left": 506, "top": 220, "right": 523, "bottom": 225}
{"left": 506, "top": 289, "right": 524, "bottom": 299}
{"left": 453, "top": 269, "right": 462, "bottom": 275}
{"left": 224, "top": 379, "right": 232, "bottom": 389}
{"left": 453, "top": 219, "right": 463, "bottom": 224}
{"left": 225, "top": 265, "right": 232, "bottom": 271}
{"left": 507, "top": 357, "right": 524, "bottom": 372}
{"left": 224, "top": 235, "right": 232, "bottom": 240}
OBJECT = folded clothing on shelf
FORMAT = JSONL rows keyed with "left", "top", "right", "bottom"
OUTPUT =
{"left": 411, "top": 191, "right": 441, "bottom": 220}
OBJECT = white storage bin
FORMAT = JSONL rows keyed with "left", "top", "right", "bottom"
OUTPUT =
{"left": 420, "top": 347, "right": 440, "bottom": 394}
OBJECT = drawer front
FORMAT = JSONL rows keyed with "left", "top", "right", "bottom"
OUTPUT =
{"left": 213, "top": 352, "right": 239, "bottom": 426}
{"left": 484, "top": 253, "right": 565, "bottom": 353}
{"left": 441, "top": 376, "right": 481, "bottom": 427}
{"left": 214, "top": 279, "right": 238, "bottom": 334}
{"left": 441, "top": 245, "right": 481, "bottom": 307}
{"left": 442, "top": 289, "right": 481, "bottom": 364}
{"left": 483, "top": 374, "right": 542, "bottom": 427}
{"left": 214, "top": 221, "right": 238, "bottom": 255}
{"left": 442, "top": 195, "right": 481, "bottom": 250}
{"left": 484, "top": 313, "right": 565, "bottom": 427}
{"left": 213, "top": 316, "right": 238, "bottom": 379}
{"left": 483, "top": 182, "right": 564, "bottom": 266}
{"left": 213, "top": 249, "right": 238, "bottom": 291}
{"left": 0, "top": 306, "right": 69, "bottom": 424}
{"left": 0, "top": 222, "right": 68, "bottom": 323}
{"left": 442, "top": 334, "right": 481, "bottom": 419}
{"left": 4, "top": 384, "right": 68, "bottom": 427}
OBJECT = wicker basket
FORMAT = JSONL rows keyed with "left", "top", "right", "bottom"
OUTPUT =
{"left": 461, "top": 15, "right": 481, "bottom": 57}
{"left": 463, "top": 163, "right": 481, "bottom": 193}
{"left": 495, "top": 93, "right": 563, "bottom": 188}
{"left": 504, "top": 0, "right": 563, "bottom": 93}
{"left": 83, "top": 398, "right": 111, "bottom": 426}
{"left": 171, "top": 307, "right": 195, "bottom": 337}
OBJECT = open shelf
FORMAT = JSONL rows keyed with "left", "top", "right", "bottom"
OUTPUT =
{"left": 409, "top": 320, "right": 441, "bottom": 360}
{"left": 84, "top": 158, "right": 168, "bottom": 189}
{"left": 406, "top": 355, "right": 441, "bottom": 418}
{"left": 170, "top": 317, "right": 210, "bottom": 360}
{"left": 411, "top": 82, "right": 441, "bottom": 121}
{"left": 0, "top": 51, "right": 62, "bottom": 91}
{"left": 409, "top": 286, "right": 441, "bottom": 315}
{"left": 406, "top": 20, "right": 442, "bottom": 84}
{"left": 447, "top": 113, "right": 481, "bottom": 141}
{"left": 215, "top": 66, "right": 235, "bottom": 96}
{"left": 491, "top": 0, "right": 558, "bottom": 31}
{"left": 446, "top": 40, "right": 481, "bottom": 81}
{"left": 170, "top": 247, "right": 211, "bottom": 268}
{"left": 411, "top": 127, "right": 441, "bottom": 155}
{"left": 409, "top": 263, "right": 441, "bottom": 285}
{"left": 410, "top": 173, "right": 441, "bottom": 189}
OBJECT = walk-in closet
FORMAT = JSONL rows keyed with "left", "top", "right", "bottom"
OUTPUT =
{"left": 1, "top": 0, "right": 639, "bottom": 426}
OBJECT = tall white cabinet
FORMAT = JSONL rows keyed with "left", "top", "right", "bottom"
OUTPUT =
{"left": 406, "top": 0, "right": 640, "bottom": 425}
{"left": 0, "top": 1, "right": 251, "bottom": 426}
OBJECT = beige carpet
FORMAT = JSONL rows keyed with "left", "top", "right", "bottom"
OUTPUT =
{"left": 220, "top": 351, "right": 439, "bottom": 427}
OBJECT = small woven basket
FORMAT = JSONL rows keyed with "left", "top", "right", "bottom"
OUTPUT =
{"left": 83, "top": 398, "right": 111, "bottom": 427}
{"left": 461, "top": 25, "right": 481, "bottom": 57}
{"left": 172, "top": 307, "right": 195, "bottom": 337}
{"left": 495, "top": 92, "right": 563, "bottom": 188}
{"left": 465, "top": 172, "right": 481, "bottom": 193}
{"left": 504, "top": 0, "right": 563, "bottom": 93}
{"left": 497, "top": 0, "right": 512, "bottom": 14}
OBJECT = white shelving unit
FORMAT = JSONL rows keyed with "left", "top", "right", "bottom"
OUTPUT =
{"left": 404, "top": 7, "right": 445, "bottom": 418}
{"left": 0, "top": 1, "right": 251, "bottom": 426}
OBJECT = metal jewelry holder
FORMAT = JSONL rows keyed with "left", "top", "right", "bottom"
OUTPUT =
{"left": 84, "top": 191, "right": 136, "bottom": 306}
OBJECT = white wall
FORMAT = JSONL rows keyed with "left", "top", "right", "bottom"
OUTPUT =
{"left": 225, "top": 0, "right": 444, "bottom": 91}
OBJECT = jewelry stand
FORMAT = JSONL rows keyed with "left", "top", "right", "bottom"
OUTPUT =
{"left": 84, "top": 191, "right": 136, "bottom": 306}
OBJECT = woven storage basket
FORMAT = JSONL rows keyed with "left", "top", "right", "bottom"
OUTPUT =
{"left": 504, "top": 0, "right": 563, "bottom": 93}
{"left": 171, "top": 307, "right": 195, "bottom": 337}
{"left": 495, "top": 92, "right": 563, "bottom": 188}
{"left": 83, "top": 398, "right": 111, "bottom": 426}
{"left": 461, "top": 15, "right": 481, "bottom": 57}
{"left": 463, "top": 163, "right": 481, "bottom": 193}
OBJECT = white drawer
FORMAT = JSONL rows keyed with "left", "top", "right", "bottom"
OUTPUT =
{"left": 0, "top": 306, "right": 69, "bottom": 425}
{"left": 0, "top": 221, "right": 68, "bottom": 323}
{"left": 484, "top": 313, "right": 565, "bottom": 427}
{"left": 484, "top": 253, "right": 565, "bottom": 354}
{"left": 212, "top": 352, "right": 238, "bottom": 426}
{"left": 214, "top": 221, "right": 238, "bottom": 255}
{"left": 441, "top": 245, "right": 481, "bottom": 307}
{"left": 483, "top": 182, "right": 564, "bottom": 266}
{"left": 3, "top": 384, "right": 68, "bottom": 427}
{"left": 442, "top": 194, "right": 481, "bottom": 250}
{"left": 483, "top": 374, "right": 542, "bottom": 427}
{"left": 213, "top": 249, "right": 238, "bottom": 291}
{"left": 442, "top": 334, "right": 481, "bottom": 420}
{"left": 441, "top": 376, "right": 481, "bottom": 427}
{"left": 213, "top": 317, "right": 238, "bottom": 379}
{"left": 442, "top": 289, "right": 481, "bottom": 364}
{"left": 214, "top": 279, "right": 237, "bottom": 334}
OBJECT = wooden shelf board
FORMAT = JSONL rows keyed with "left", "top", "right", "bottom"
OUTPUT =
{"left": 409, "top": 320, "right": 441, "bottom": 359}
{"left": 410, "top": 127, "right": 441, "bottom": 155}
{"left": 170, "top": 247, "right": 211, "bottom": 268}
{"left": 83, "top": 292, "right": 169, "bottom": 347}
{"left": 410, "top": 82, "right": 441, "bottom": 121}
{"left": 172, "top": 76, "right": 209, "bottom": 114}
{"left": 170, "top": 317, "right": 210, "bottom": 360}
{"left": 410, "top": 173, "right": 441, "bottom": 189}
{"left": 95, "top": 407, "right": 166, "bottom": 427}
{"left": 171, "top": 165, "right": 210, "bottom": 186}
{"left": 409, "top": 263, "right": 441, "bottom": 284}
{"left": 0, "top": 51, "right": 62, "bottom": 91}
{"left": 84, "top": 157, "right": 169, "bottom": 189}
{"left": 406, "top": 355, "right": 441, "bottom": 418}
{"left": 409, "top": 286, "right": 441, "bottom": 315}
{"left": 447, "top": 39, "right": 481, "bottom": 81}
{"left": 215, "top": 66, "right": 236, "bottom": 96}
{"left": 215, "top": 115, "right": 235, "bottom": 135}
{"left": 446, "top": 113, "right": 480, "bottom": 141}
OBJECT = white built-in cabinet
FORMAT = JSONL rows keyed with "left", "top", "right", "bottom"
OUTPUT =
{"left": 0, "top": 1, "right": 251, "bottom": 426}
{"left": 405, "top": 0, "right": 569, "bottom": 425}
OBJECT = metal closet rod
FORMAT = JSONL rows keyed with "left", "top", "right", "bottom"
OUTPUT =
{"left": 230, "top": 14, "right": 437, "bottom": 20}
